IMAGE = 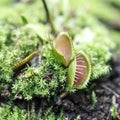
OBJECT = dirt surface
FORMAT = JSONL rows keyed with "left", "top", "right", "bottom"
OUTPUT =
{"left": 0, "top": 53, "right": 120, "bottom": 120}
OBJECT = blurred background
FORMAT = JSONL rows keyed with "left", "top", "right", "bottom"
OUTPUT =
{"left": 0, "top": 0, "right": 120, "bottom": 51}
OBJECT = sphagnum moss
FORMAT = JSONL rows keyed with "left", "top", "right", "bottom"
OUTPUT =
{"left": 12, "top": 47, "right": 67, "bottom": 100}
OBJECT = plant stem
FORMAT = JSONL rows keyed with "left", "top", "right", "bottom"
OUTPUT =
{"left": 42, "top": 0, "right": 56, "bottom": 36}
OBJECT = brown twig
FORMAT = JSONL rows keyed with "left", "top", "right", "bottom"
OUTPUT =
{"left": 101, "top": 84, "right": 120, "bottom": 98}
{"left": 106, "top": 111, "right": 112, "bottom": 120}
{"left": 59, "top": 92, "right": 67, "bottom": 99}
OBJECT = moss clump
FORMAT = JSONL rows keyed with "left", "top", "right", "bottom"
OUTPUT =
{"left": 12, "top": 47, "right": 67, "bottom": 100}
{"left": 0, "top": 104, "right": 26, "bottom": 120}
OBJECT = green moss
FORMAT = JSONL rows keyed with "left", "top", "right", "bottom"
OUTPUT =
{"left": 12, "top": 47, "right": 67, "bottom": 100}
{"left": 0, "top": 103, "right": 67, "bottom": 120}
{"left": 0, "top": 104, "right": 26, "bottom": 120}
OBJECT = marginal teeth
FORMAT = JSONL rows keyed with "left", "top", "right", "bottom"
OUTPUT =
{"left": 76, "top": 67, "right": 84, "bottom": 71}
{"left": 75, "top": 73, "right": 80, "bottom": 77}
{"left": 74, "top": 79, "right": 77, "bottom": 83}
{"left": 75, "top": 76, "right": 79, "bottom": 80}
{"left": 76, "top": 59, "right": 85, "bottom": 63}
{"left": 75, "top": 71, "right": 84, "bottom": 75}
{"left": 76, "top": 54, "right": 80, "bottom": 57}
{"left": 76, "top": 53, "right": 82, "bottom": 57}
{"left": 76, "top": 64, "right": 87, "bottom": 68}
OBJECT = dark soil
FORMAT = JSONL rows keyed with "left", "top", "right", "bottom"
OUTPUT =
{"left": 0, "top": 53, "right": 120, "bottom": 120}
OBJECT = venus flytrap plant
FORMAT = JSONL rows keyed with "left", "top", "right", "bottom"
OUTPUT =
{"left": 52, "top": 32, "right": 92, "bottom": 89}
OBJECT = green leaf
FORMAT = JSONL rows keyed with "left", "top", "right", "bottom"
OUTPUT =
{"left": 67, "top": 51, "right": 91, "bottom": 89}
{"left": 21, "top": 15, "right": 28, "bottom": 25}
{"left": 52, "top": 32, "right": 73, "bottom": 67}
{"left": 67, "top": 57, "right": 76, "bottom": 87}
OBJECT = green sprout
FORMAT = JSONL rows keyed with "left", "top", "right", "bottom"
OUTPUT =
{"left": 91, "top": 91, "right": 97, "bottom": 110}
{"left": 111, "top": 96, "right": 120, "bottom": 119}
